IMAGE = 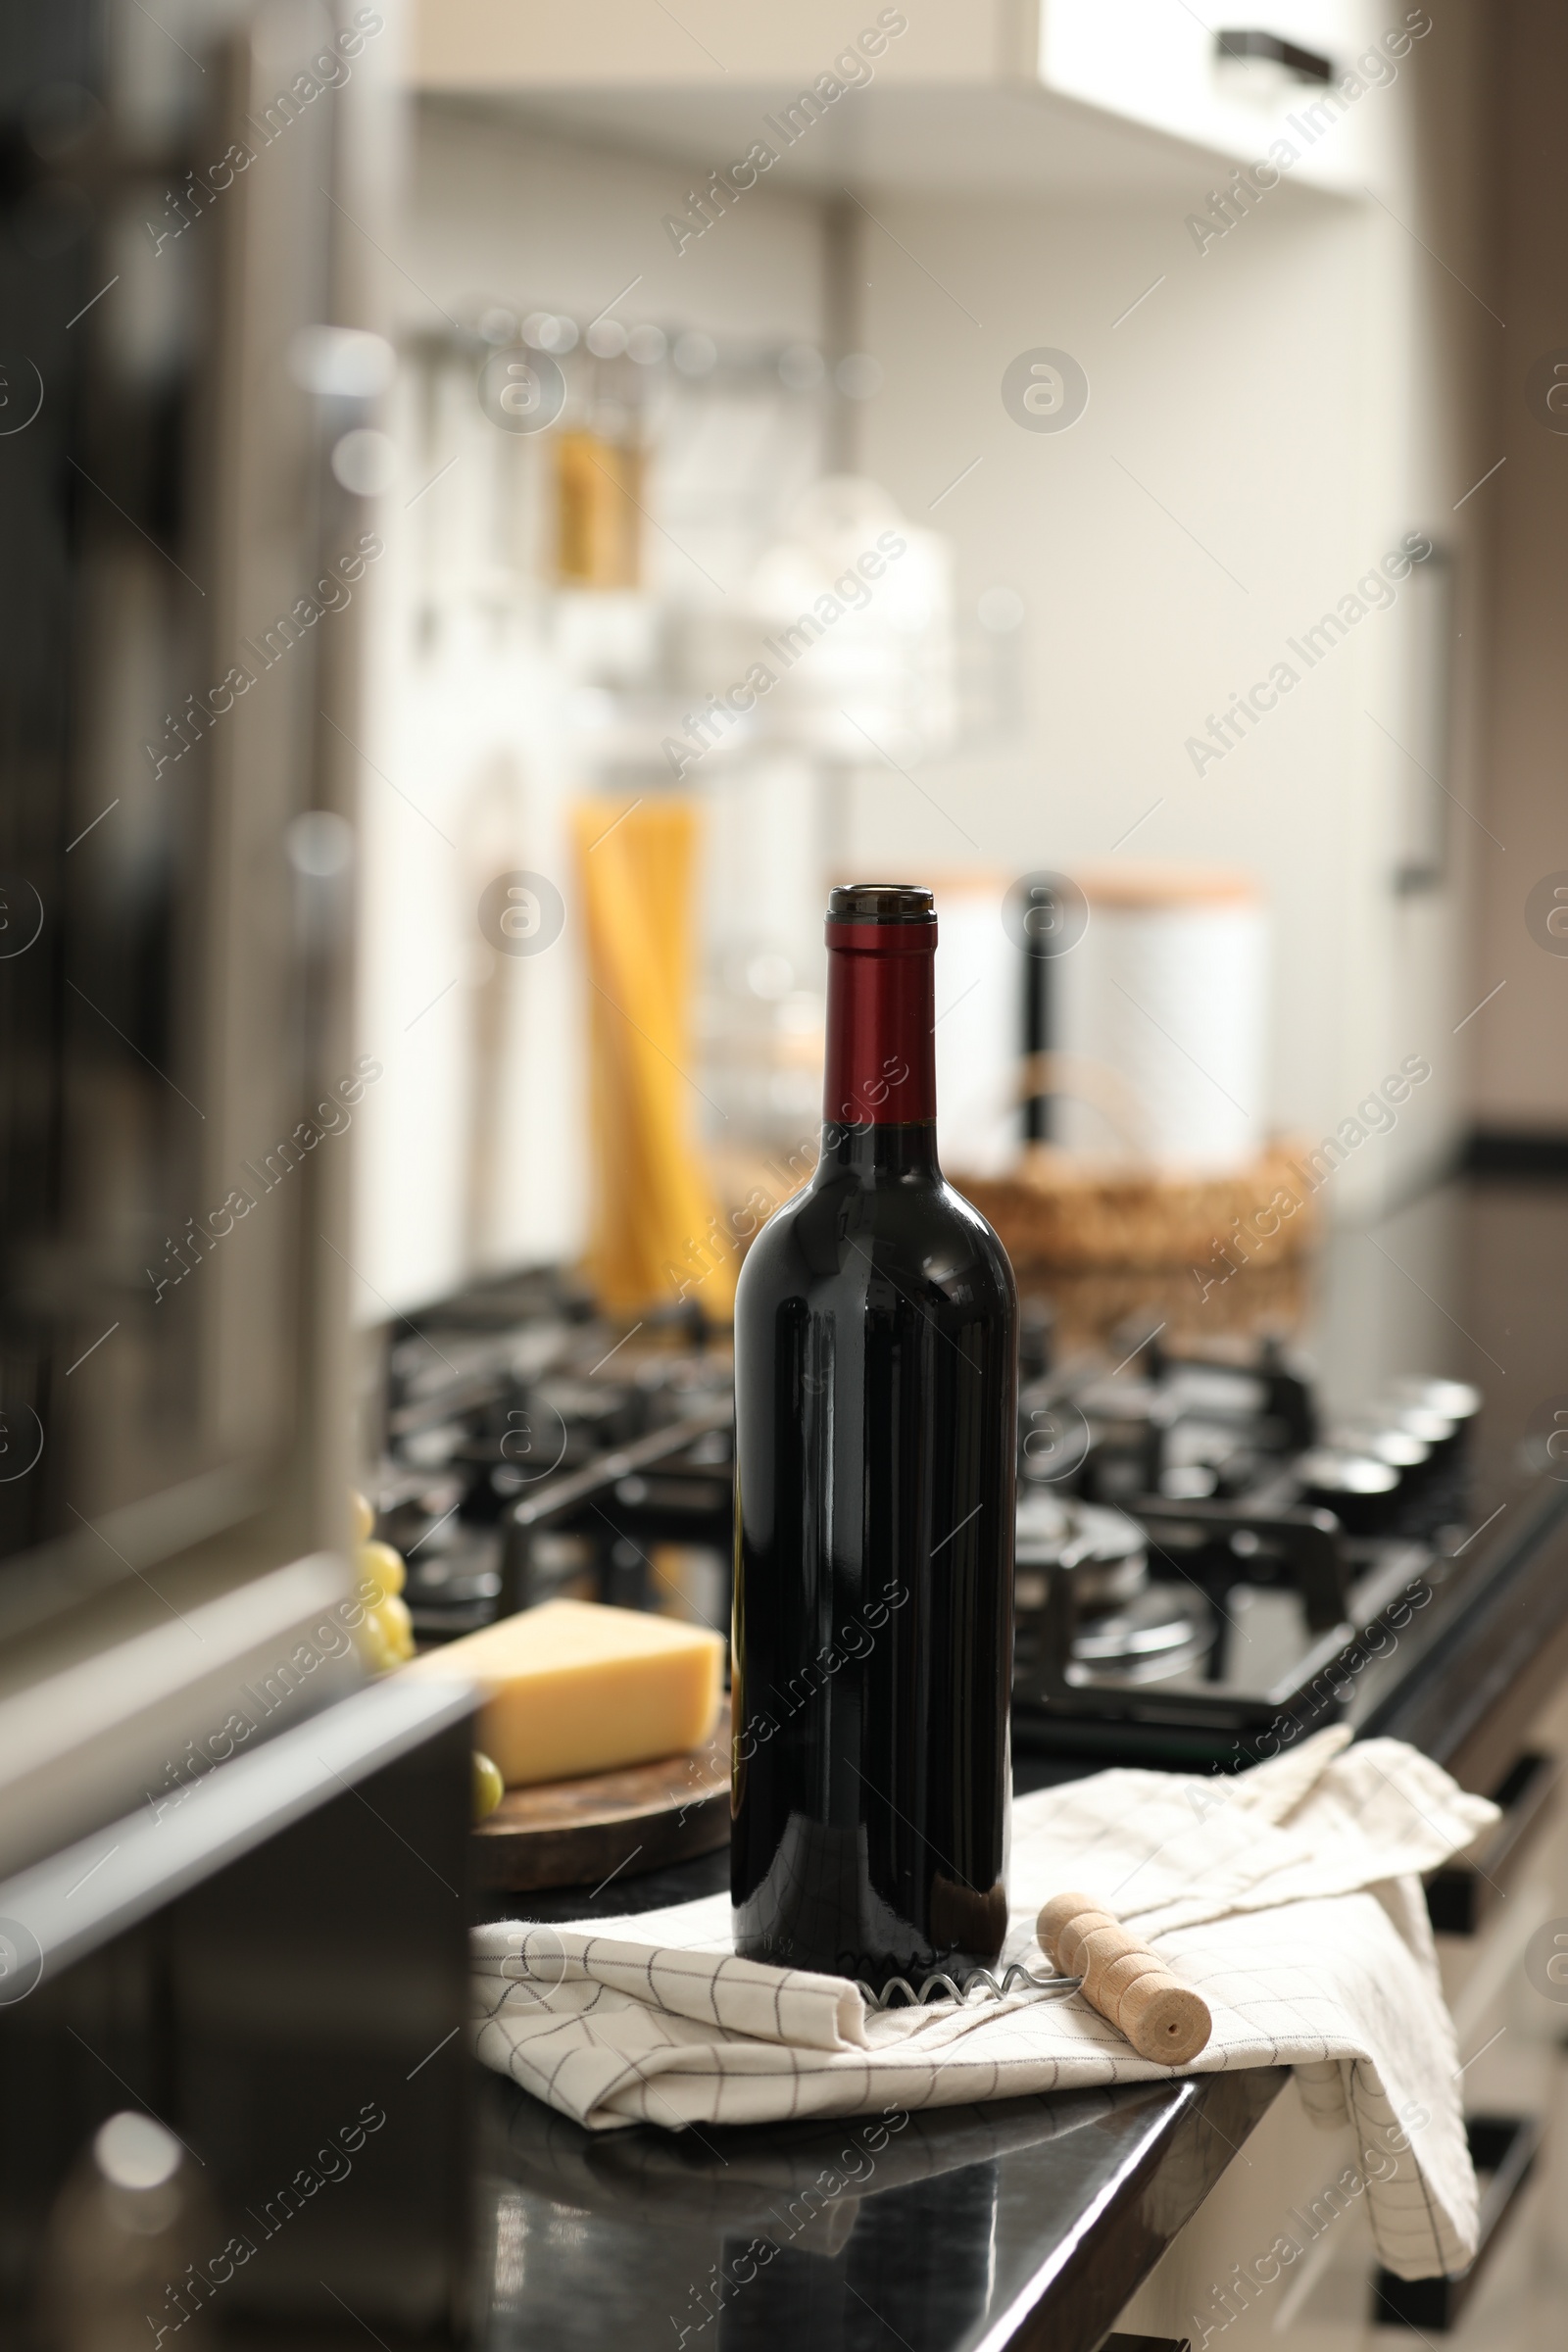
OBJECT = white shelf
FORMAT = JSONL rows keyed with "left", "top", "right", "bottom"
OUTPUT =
{"left": 442, "top": 83, "right": 1244, "bottom": 203}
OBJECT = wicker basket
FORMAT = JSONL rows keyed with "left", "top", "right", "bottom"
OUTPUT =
{"left": 953, "top": 1145, "right": 1319, "bottom": 1351}
{"left": 952, "top": 1144, "right": 1318, "bottom": 1277}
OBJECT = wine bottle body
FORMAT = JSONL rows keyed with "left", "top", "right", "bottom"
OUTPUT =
{"left": 731, "top": 1145, "right": 1017, "bottom": 1983}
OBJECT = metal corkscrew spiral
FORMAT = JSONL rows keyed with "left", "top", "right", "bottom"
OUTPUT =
{"left": 854, "top": 1962, "right": 1085, "bottom": 2012}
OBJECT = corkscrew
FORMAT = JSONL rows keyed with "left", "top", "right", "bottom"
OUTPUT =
{"left": 857, "top": 1895, "right": 1213, "bottom": 2069}
{"left": 855, "top": 1962, "right": 1084, "bottom": 2012}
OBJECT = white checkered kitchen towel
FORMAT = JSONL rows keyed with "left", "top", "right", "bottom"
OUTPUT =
{"left": 473, "top": 1730, "right": 1495, "bottom": 2278}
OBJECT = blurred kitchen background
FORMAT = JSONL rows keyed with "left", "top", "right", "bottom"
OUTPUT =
{"left": 346, "top": 0, "right": 1546, "bottom": 1317}
{"left": 332, "top": 0, "right": 1562, "bottom": 1520}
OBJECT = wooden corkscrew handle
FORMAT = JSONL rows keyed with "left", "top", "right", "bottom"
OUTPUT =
{"left": 1037, "top": 1890, "right": 1211, "bottom": 2066}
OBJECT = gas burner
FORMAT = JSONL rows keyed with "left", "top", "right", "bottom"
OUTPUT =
{"left": 1012, "top": 1495, "right": 1209, "bottom": 1684}
{"left": 1297, "top": 1447, "right": 1400, "bottom": 1535}
{"left": 1015, "top": 1494, "right": 1146, "bottom": 1601}
{"left": 1068, "top": 1585, "right": 1214, "bottom": 1686}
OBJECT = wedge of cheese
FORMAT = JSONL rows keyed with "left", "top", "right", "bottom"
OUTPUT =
{"left": 403, "top": 1599, "right": 724, "bottom": 1788}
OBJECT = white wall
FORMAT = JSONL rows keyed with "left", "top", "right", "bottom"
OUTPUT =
{"left": 398, "top": 97, "right": 825, "bottom": 345}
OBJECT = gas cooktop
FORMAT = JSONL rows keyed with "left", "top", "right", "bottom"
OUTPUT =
{"left": 368, "top": 1274, "right": 1564, "bottom": 1774}
{"left": 1007, "top": 1327, "right": 1520, "bottom": 1767}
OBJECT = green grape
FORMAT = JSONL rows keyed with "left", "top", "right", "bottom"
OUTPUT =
{"left": 374, "top": 1593, "right": 415, "bottom": 1663}
{"left": 359, "top": 1540, "right": 406, "bottom": 1600}
{"left": 358, "top": 1611, "right": 395, "bottom": 1676}
{"left": 473, "top": 1751, "right": 505, "bottom": 1821}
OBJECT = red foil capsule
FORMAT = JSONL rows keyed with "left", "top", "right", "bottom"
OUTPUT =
{"left": 823, "top": 914, "right": 938, "bottom": 1129}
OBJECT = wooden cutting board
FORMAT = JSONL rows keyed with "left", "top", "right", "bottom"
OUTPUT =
{"left": 472, "top": 1703, "right": 731, "bottom": 1892}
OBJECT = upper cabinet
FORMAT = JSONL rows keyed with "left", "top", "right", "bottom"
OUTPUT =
{"left": 1038, "top": 1, "right": 1428, "bottom": 193}
{"left": 409, "top": 0, "right": 1029, "bottom": 91}
{"left": 409, "top": 1, "right": 1422, "bottom": 196}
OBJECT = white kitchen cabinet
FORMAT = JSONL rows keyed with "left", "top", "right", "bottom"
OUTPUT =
{"left": 410, "top": 0, "right": 1418, "bottom": 194}
{"left": 409, "top": 0, "right": 1030, "bottom": 94}
{"left": 1039, "top": 0, "right": 1426, "bottom": 192}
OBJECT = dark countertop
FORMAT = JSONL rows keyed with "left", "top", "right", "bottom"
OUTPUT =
{"left": 475, "top": 1173, "right": 1568, "bottom": 2352}
{"left": 479, "top": 2068, "right": 1287, "bottom": 2352}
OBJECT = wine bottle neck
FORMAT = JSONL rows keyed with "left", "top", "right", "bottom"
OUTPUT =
{"left": 821, "top": 917, "right": 939, "bottom": 1170}
{"left": 818, "top": 1121, "right": 940, "bottom": 1179}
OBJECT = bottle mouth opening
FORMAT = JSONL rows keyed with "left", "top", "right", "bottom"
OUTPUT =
{"left": 826, "top": 883, "right": 936, "bottom": 925}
